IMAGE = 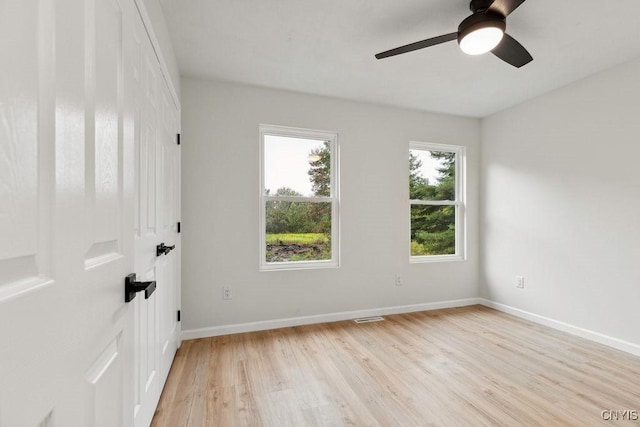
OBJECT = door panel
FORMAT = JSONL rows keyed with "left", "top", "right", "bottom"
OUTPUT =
{"left": 157, "top": 91, "right": 180, "bottom": 384}
{"left": 0, "top": 0, "right": 54, "bottom": 303}
{"left": 0, "top": 0, "right": 57, "bottom": 424}
{"left": 132, "top": 14, "right": 161, "bottom": 425}
{"left": 82, "top": 0, "right": 132, "bottom": 424}
{"left": 85, "top": 336, "right": 124, "bottom": 427}
{"left": 132, "top": 268, "right": 159, "bottom": 425}
{"left": 145, "top": 124, "right": 157, "bottom": 235}
{"left": 84, "top": 0, "right": 124, "bottom": 270}
{"left": 132, "top": 5, "right": 180, "bottom": 425}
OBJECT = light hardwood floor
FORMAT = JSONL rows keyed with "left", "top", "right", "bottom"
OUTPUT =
{"left": 151, "top": 306, "right": 640, "bottom": 426}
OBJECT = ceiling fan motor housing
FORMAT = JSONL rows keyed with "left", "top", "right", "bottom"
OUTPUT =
{"left": 469, "top": 0, "right": 496, "bottom": 13}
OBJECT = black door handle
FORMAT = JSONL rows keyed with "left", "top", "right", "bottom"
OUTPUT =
{"left": 124, "top": 273, "right": 156, "bottom": 303}
{"left": 156, "top": 243, "right": 176, "bottom": 257}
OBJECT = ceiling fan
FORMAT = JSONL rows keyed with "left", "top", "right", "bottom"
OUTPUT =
{"left": 375, "top": 0, "right": 533, "bottom": 68}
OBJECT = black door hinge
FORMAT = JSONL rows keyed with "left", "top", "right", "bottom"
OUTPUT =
{"left": 177, "top": 310, "right": 181, "bottom": 322}
{"left": 177, "top": 222, "right": 181, "bottom": 233}
{"left": 176, "top": 133, "right": 181, "bottom": 145}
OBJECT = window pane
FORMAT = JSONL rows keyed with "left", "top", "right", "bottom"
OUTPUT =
{"left": 411, "top": 205, "right": 456, "bottom": 256}
{"left": 265, "top": 201, "right": 331, "bottom": 262}
{"left": 264, "top": 135, "right": 331, "bottom": 197}
{"left": 409, "top": 149, "right": 455, "bottom": 201}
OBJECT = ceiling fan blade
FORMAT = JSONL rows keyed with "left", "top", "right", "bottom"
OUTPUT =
{"left": 491, "top": 33, "right": 532, "bottom": 68}
{"left": 487, "top": 0, "right": 526, "bottom": 16}
{"left": 375, "top": 33, "right": 457, "bottom": 59}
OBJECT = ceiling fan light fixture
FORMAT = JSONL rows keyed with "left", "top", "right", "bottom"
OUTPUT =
{"left": 460, "top": 27, "right": 504, "bottom": 55}
{"left": 457, "top": 14, "right": 506, "bottom": 56}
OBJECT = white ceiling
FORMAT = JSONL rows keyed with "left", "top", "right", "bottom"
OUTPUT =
{"left": 159, "top": 0, "right": 640, "bottom": 117}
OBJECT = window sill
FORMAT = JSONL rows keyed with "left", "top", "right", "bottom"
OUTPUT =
{"left": 260, "top": 260, "right": 339, "bottom": 272}
{"left": 410, "top": 254, "right": 465, "bottom": 264}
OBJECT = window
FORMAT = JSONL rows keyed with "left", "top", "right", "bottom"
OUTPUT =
{"left": 409, "top": 142, "right": 465, "bottom": 262}
{"left": 259, "top": 125, "right": 339, "bottom": 270}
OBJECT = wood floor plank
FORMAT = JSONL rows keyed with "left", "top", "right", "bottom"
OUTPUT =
{"left": 153, "top": 306, "right": 640, "bottom": 426}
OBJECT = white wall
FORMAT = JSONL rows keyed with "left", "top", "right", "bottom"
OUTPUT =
{"left": 481, "top": 57, "right": 640, "bottom": 347}
{"left": 181, "top": 78, "right": 480, "bottom": 331}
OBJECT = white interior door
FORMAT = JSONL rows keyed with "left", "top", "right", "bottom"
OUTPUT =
{"left": 0, "top": 0, "right": 179, "bottom": 425}
{"left": 155, "top": 55, "right": 181, "bottom": 396}
{"left": 131, "top": 4, "right": 181, "bottom": 426}
{"left": 0, "top": 0, "right": 134, "bottom": 425}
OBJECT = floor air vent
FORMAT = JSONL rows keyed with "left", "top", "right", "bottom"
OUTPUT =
{"left": 354, "top": 316, "right": 385, "bottom": 323}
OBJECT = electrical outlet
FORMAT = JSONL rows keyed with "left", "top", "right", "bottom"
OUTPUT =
{"left": 516, "top": 276, "right": 525, "bottom": 289}
{"left": 223, "top": 286, "right": 232, "bottom": 300}
{"left": 395, "top": 274, "right": 402, "bottom": 286}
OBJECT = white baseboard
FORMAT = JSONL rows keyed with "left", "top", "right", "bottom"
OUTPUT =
{"left": 181, "top": 298, "right": 481, "bottom": 340}
{"left": 479, "top": 298, "right": 640, "bottom": 357}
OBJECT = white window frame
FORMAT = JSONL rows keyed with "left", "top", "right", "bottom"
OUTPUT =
{"left": 409, "top": 141, "right": 466, "bottom": 263}
{"left": 259, "top": 124, "right": 340, "bottom": 271}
